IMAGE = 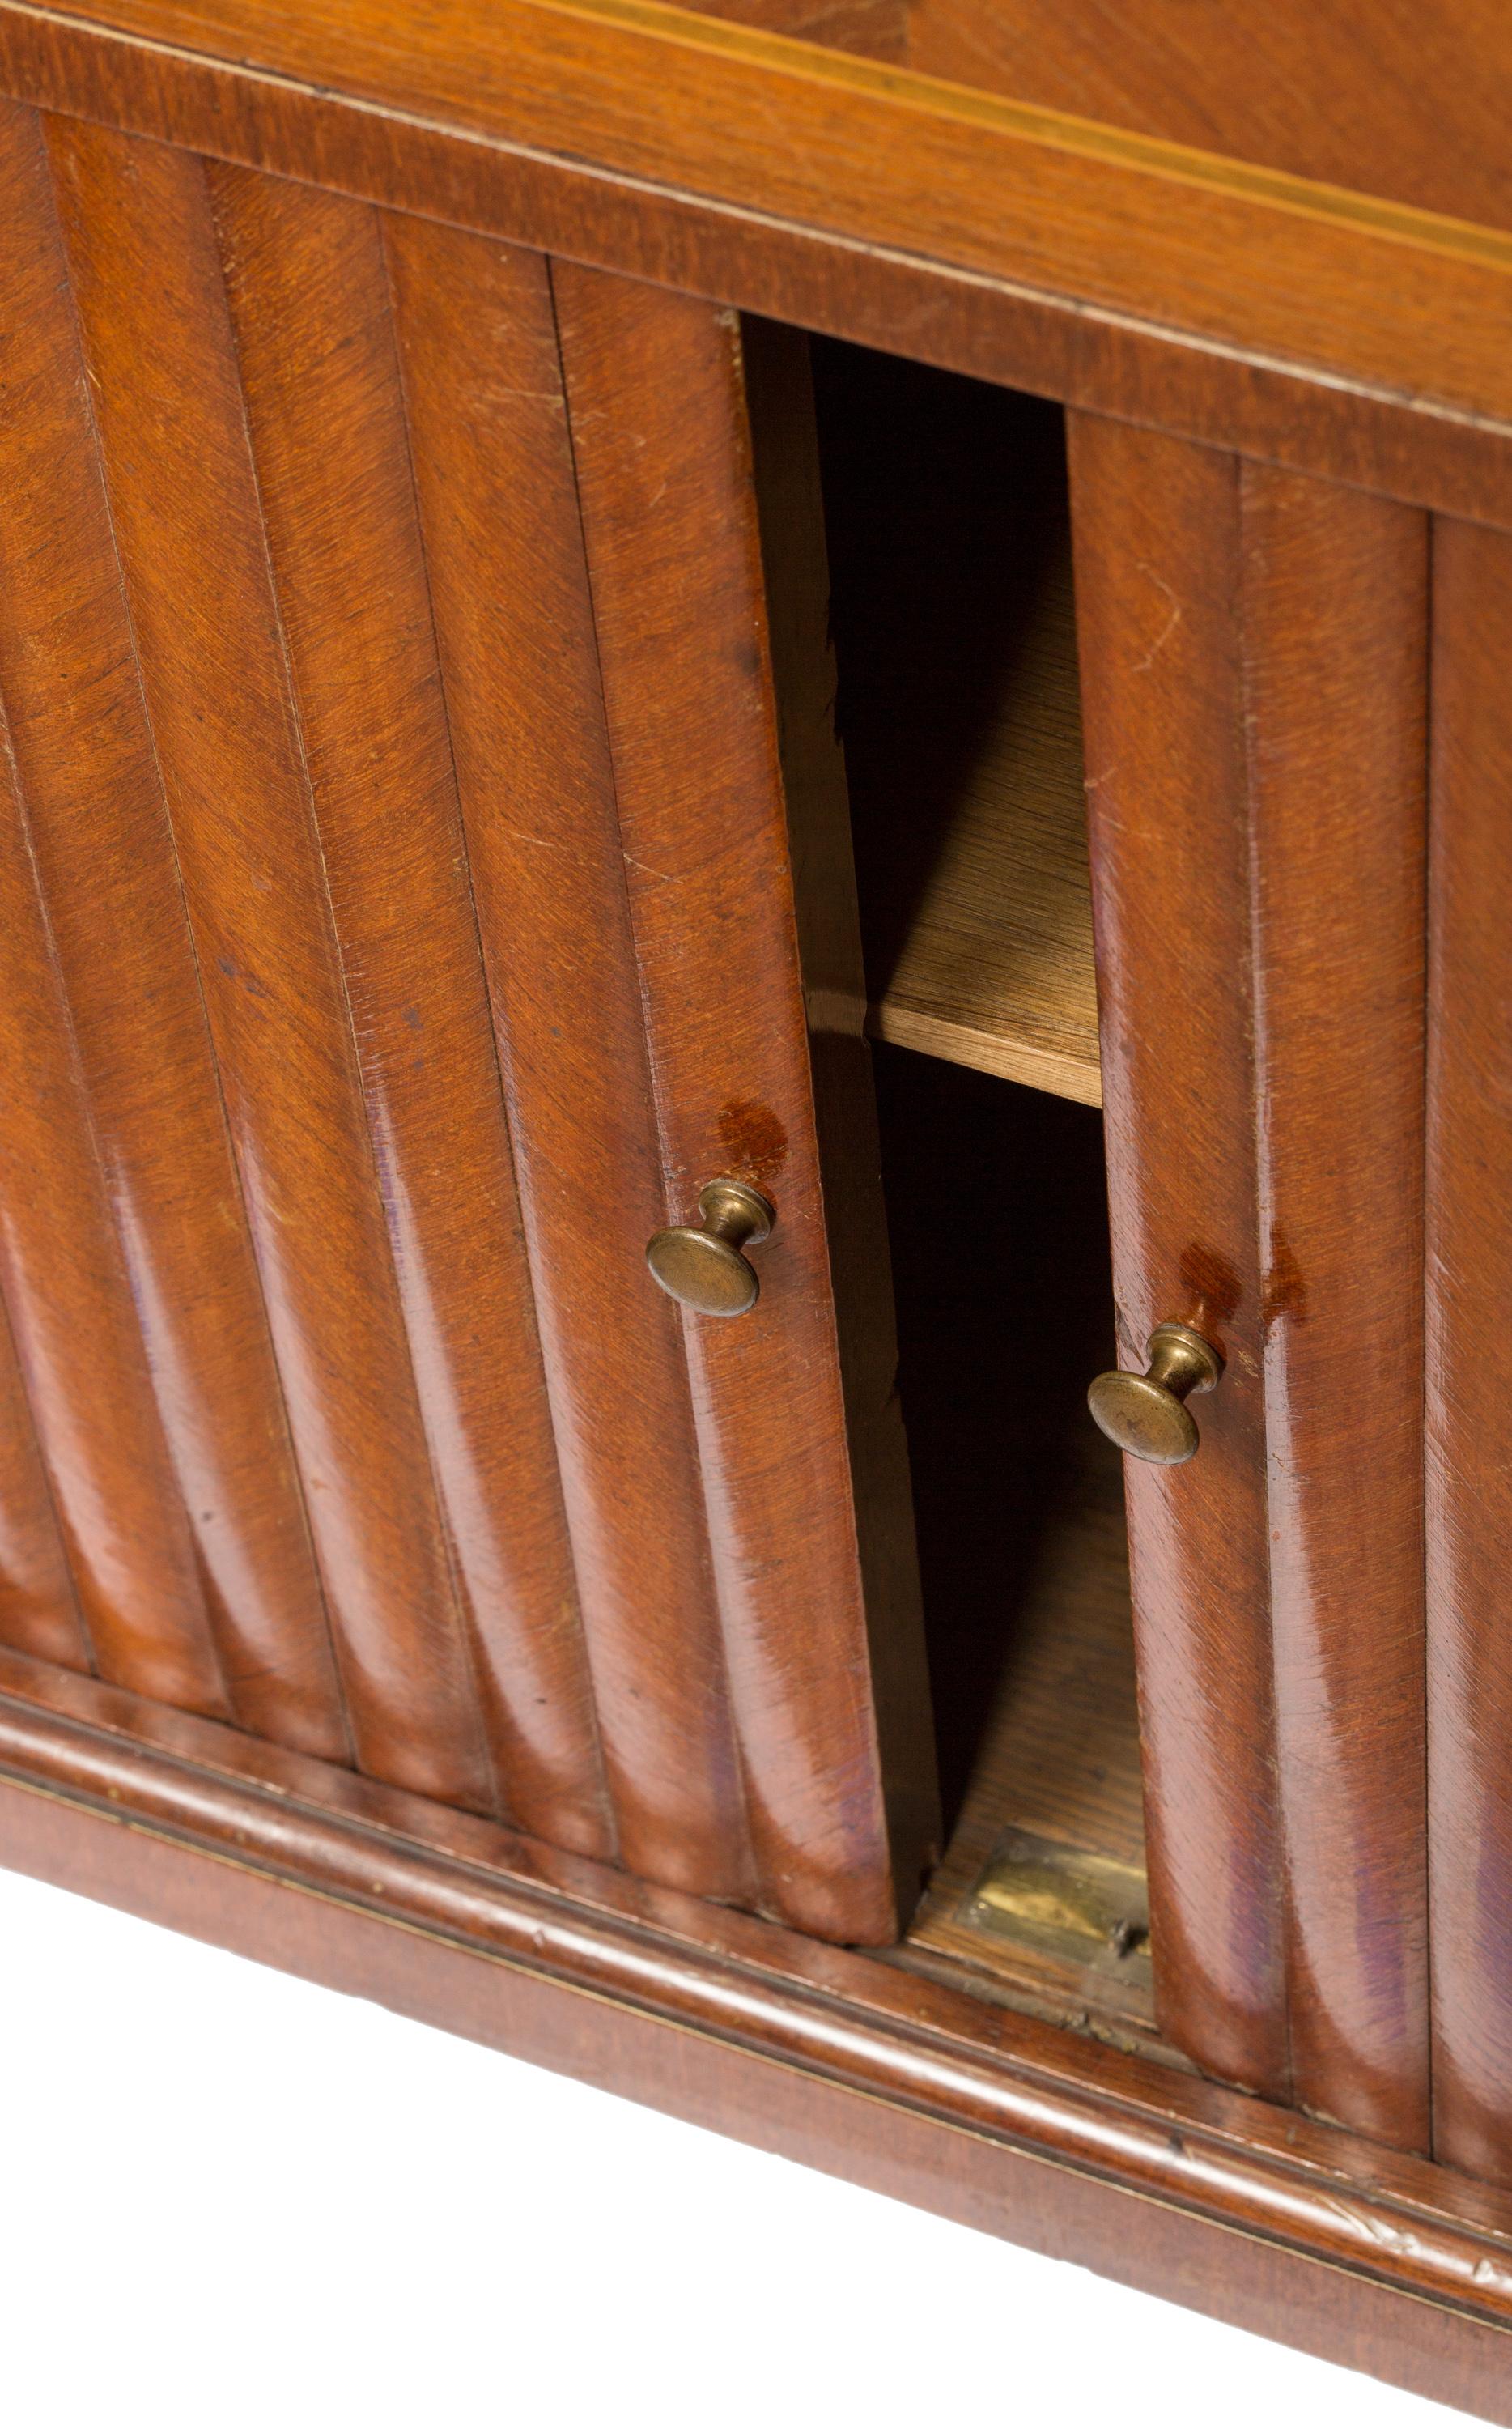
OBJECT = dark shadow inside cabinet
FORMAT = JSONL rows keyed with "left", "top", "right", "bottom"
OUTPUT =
{"left": 805, "top": 335, "right": 1157, "bottom": 2048}
{"left": 871, "top": 1051, "right": 1152, "bottom": 2042}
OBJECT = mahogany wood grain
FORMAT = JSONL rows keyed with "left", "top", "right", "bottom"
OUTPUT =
{"left": 382, "top": 210, "right": 749, "bottom": 1896}
{"left": 36, "top": 115, "right": 494, "bottom": 1804}
{"left": 1426, "top": 515, "right": 1512, "bottom": 2189}
{"left": 1242, "top": 464, "right": 1429, "bottom": 2150}
{"left": 0, "top": 684, "right": 224, "bottom": 1714}
{"left": 554, "top": 265, "right": 928, "bottom": 1940}
{"left": 206, "top": 157, "right": 615, "bottom": 1831}
{"left": 19, "top": 0, "right": 1512, "bottom": 442}
{"left": 0, "top": 1304, "right": 83, "bottom": 1671}
{"left": 1069, "top": 415, "right": 1285, "bottom": 2099}
{"left": 1073, "top": 418, "right": 1433, "bottom": 2144}
{"left": 906, "top": 0, "right": 1512, "bottom": 235}
{"left": 699, "top": 0, "right": 903, "bottom": 51}
{"left": 0, "top": 99, "right": 322, "bottom": 1732}
{"left": 6, "top": 12, "right": 1512, "bottom": 537}
{"left": 1, "top": 1656, "right": 1511, "bottom": 2421}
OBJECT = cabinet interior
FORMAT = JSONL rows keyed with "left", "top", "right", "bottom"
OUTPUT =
{"left": 811, "top": 338, "right": 1100, "bottom": 1109}
{"left": 805, "top": 339, "right": 1154, "bottom": 2045}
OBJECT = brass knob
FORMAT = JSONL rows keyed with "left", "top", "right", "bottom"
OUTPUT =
{"left": 646, "top": 1179, "right": 775, "bottom": 1318}
{"left": 1088, "top": 1321, "right": 1224, "bottom": 1465}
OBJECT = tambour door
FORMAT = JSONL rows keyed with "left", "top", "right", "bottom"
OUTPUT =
{"left": 1068, "top": 416, "right": 1433, "bottom": 2146}
{"left": 0, "top": 103, "right": 937, "bottom": 1946}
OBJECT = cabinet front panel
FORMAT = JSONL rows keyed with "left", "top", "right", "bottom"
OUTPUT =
{"left": 0, "top": 100, "right": 928, "bottom": 1938}
{"left": 1068, "top": 417, "right": 1286, "bottom": 2099}
{"left": 1427, "top": 515, "right": 1512, "bottom": 2187}
{"left": 1070, "top": 413, "right": 1431, "bottom": 2144}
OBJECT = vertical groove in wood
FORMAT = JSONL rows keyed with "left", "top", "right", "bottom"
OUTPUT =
{"left": 554, "top": 264, "right": 906, "bottom": 1943}
{"left": 1069, "top": 413, "right": 1288, "bottom": 2095}
{"left": 0, "top": 98, "right": 332, "bottom": 1730}
{"left": 45, "top": 128, "right": 474, "bottom": 1814}
{"left": 1073, "top": 416, "right": 1432, "bottom": 2139}
{"left": 0, "top": 679, "right": 224, "bottom": 1712}
{"left": 35, "top": 115, "right": 352, "bottom": 1768}
{"left": 0, "top": 1292, "right": 86, "bottom": 1672}
{"left": 384, "top": 212, "right": 750, "bottom": 1896}
{"left": 201, "top": 160, "right": 618, "bottom": 1831}
{"left": 1426, "top": 515, "right": 1512, "bottom": 2185}
{"left": 1242, "top": 462, "right": 1429, "bottom": 2151}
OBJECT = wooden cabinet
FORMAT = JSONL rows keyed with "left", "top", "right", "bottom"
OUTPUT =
{"left": 5, "top": 5, "right": 1512, "bottom": 2417}
{"left": 0, "top": 112, "right": 935, "bottom": 1937}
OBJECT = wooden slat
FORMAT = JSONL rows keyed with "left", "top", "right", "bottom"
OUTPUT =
{"left": 19, "top": 0, "right": 1512, "bottom": 436}
{"left": 1241, "top": 463, "right": 1429, "bottom": 2150}
{"left": 52, "top": 118, "right": 616, "bottom": 1836}
{"left": 555, "top": 264, "right": 928, "bottom": 1942}
{"left": 0, "top": 98, "right": 325, "bottom": 1732}
{"left": 35, "top": 109, "right": 487, "bottom": 1807}
{"left": 0, "top": 688, "right": 224, "bottom": 1712}
{"left": 1072, "top": 416, "right": 1433, "bottom": 2142}
{"left": 381, "top": 211, "right": 751, "bottom": 1896}
{"left": 1068, "top": 414, "right": 1287, "bottom": 2097}
{"left": 200, "top": 159, "right": 618, "bottom": 1837}
{"left": 0, "top": 1298, "right": 84, "bottom": 1671}
{"left": 1426, "top": 515, "right": 1512, "bottom": 2186}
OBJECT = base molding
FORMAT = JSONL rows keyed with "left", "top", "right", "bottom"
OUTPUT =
{"left": 0, "top": 1645, "right": 1507, "bottom": 2421}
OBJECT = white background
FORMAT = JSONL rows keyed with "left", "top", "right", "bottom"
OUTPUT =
{"left": 0, "top": 1863, "right": 1479, "bottom": 2428}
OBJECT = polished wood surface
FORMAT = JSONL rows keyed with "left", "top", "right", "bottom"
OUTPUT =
{"left": 0, "top": 1306, "right": 82, "bottom": 1671}
{"left": 1427, "top": 515, "right": 1512, "bottom": 2190}
{"left": 21, "top": 0, "right": 1512, "bottom": 441}
{"left": 3, "top": 0, "right": 1512, "bottom": 2393}
{"left": 0, "top": 100, "right": 296, "bottom": 1729}
{"left": 2, "top": 1651, "right": 1511, "bottom": 2423}
{"left": 1242, "top": 465, "right": 1429, "bottom": 2150}
{"left": 11, "top": 10, "right": 1512, "bottom": 535}
{"left": 1069, "top": 415, "right": 1285, "bottom": 2100}
{"left": 1072, "top": 416, "right": 1433, "bottom": 2143}
{"left": 906, "top": 0, "right": 1512, "bottom": 233}
{"left": 0, "top": 105, "right": 929, "bottom": 1934}
{"left": 555, "top": 266, "right": 933, "bottom": 1937}
{"left": 384, "top": 210, "right": 744, "bottom": 1894}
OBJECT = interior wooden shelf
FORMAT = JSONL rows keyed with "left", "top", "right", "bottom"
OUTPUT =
{"left": 815, "top": 342, "right": 1102, "bottom": 1109}
{"left": 864, "top": 526, "right": 1101, "bottom": 1108}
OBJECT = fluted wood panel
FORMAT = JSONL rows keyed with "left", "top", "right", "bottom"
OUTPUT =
{"left": 1425, "top": 515, "right": 1512, "bottom": 2186}
{"left": 0, "top": 1300, "right": 83, "bottom": 1671}
{"left": 383, "top": 218, "right": 750, "bottom": 1900}
{"left": 0, "top": 100, "right": 924, "bottom": 1934}
{"left": 553, "top": 266, "right": 920, "bottom": 1943}
{"left": 1071, "top": 415, "right": 1430, "bottom": 2143}
{"left": 1069, "top": 419, "right": 1285, "bottom": 2101}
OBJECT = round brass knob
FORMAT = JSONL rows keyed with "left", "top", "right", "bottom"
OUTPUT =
{"left": 1088, "top": 1321, "right": 1224, "bottom": 1465}
{"left": 646, "top": 1179, "right": 775, "bottom": 1318}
